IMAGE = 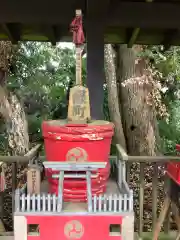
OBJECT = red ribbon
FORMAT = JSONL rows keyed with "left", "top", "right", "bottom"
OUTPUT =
{"left": 70, "top": 15, "right": 85, "bottom": 46}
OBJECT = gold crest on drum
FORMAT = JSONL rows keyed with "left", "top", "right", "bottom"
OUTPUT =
{"left": 64, "top": 220, "right": 84, "bottom": 239}
{"left": 66, "top": 147, "right": 88, "bottom": 162}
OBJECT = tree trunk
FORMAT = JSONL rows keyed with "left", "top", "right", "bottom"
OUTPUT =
{"left": 116, "top": 44, "right": 163, "bottom": 231}
{"left": 104, "top": 44, "right": 126, "bottom": 150}
{"left": 117, "top": 44, "right": 160, "bottom": 156}
{"left": 0, "top": 86, "right": 29, "bottom": 156}
{"left": 0, "top": 85, "right": 29, "bottom": 230}
{"left": 0, "top": 41, "right": 29, "bottom": 230}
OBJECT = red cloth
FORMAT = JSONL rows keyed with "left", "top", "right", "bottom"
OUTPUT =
{"left": 70, "top": 15, "right": 85, "bottom": 46}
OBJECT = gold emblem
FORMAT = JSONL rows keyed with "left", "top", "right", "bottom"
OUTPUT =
{"left": 66, "top": 147, "right": 88, "bottom": 162}
{"left": 64, "top": 220, "right": 84, "bottom": 239}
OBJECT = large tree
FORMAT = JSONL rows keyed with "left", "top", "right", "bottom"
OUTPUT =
{"left": 0, "top": 42, "right": 29, "bottom": 156}
{"left": 117, "top": 45, "right": 161, "bottom": 156}
{"left": 0, "top": 41, "right": 30, "bottom": 230}
{"left": 104, "top": 44, "right": 126, "bottom": 150}
{"left": 104, "top": 44, "right": 166, "bottom": 231}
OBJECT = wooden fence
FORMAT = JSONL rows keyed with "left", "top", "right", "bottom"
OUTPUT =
{"left": 0, "top": 144, "right": 42, "bottom": 232}
{"left": 116, "top": 144, "right": 180, "bottom": 239}
{"left": 0, "top": 143, "right": 179, "bottom": 238}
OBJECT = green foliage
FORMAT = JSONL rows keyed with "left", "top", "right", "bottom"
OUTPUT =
{"left": 1, "top": 41, "right": 180, "bottom": 156}
{"left": 4, "top": 43, "right": 87, "bottom": 142}
{"left": 159, "top": 101, "right": 180, "bottom": 155}
{"left": 146, "top": 46, "right": 180, "bottom": 154}
{"left": 9, "top": 43, "right": 75, "bottom": 113}
{"left": 146, "top": 46, "right": 180, "bottom": 104}
{"left": 0, "top": 42, "right": 90, "bottom": 150}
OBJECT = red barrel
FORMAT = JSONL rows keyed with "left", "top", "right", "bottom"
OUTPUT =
{"left": 42, "top": 120, "right": 114, "bottom": 201}
{"left": 42, "top": 120, "right": 114, "bottom": 162}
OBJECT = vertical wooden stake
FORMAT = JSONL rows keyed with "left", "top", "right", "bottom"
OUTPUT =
{"left": 152, "top": 196, "right": 171, "bottom": 240}
{"left": 68, "top": 9, "right": 91, "bottom": 123}
{"left": 152, "top": 163, "right": 158, "bottom": 232}
{"left": 27, "top": 165, "right": 41, "bottom": 194}
{"left": 0, "top": 163, "right": 5, "bottom": 233}
{"left": 139, "top": 163, "right": 145, "bottom": 239}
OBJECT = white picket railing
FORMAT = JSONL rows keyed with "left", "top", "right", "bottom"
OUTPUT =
{"left": 15, "top": 191, "right": 133, "bottom": 213}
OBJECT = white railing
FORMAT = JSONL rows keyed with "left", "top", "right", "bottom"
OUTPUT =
{"left": 15, "top": 191, "right": 58, "bottom": 213}
{"left": 15, "top": 191, "right": 133, "bottom": 213}
{"left": 92, "top": 193, "right": 133, "bottom": 212}
{"left": 14, "top": 154, "right": 133, "bottom": 214}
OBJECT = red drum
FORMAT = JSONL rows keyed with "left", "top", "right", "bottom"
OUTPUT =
{"left": 42, "top": 120, "right": 114, "bottom": 201}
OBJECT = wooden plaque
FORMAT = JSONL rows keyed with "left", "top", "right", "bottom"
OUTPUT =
{"left": 68, "top": 85, "right": 90, "bottom": 123}
{"left": 27, "top": 165, "right": 41, "bottom": 194}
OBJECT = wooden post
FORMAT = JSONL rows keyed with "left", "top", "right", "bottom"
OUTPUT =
{"left": 86, "top": 20, "right": 105, "bottom": 120}
{"left": 153, "top": 179, "right": 180, "bottom": 240}
{"left": 12, "top": 162, "right": 17, "bottom": 215}
{"left": 0, "top": 163, "right": 5, "bottom": 233}
{"left": 68, "top": 9, "right": 90, "bottom": 124}
{"left": 27, "top": 164, "right": 41, "bottom": 194}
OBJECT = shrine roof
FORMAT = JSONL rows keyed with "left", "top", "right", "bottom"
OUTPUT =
{"left": 1, "top": 0, "right": 180, "bottom": 46}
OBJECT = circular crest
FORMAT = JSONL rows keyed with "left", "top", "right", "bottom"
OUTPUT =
{"left": 64, "top": 220, "right": 84, "bottom": 239}
{"left": 66, "top": 147, "right": 88, "bottom": 162}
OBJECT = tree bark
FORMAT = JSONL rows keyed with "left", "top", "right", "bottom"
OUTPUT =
{"left": 0, "top": 41, "right": 29, "bottom": 156}
{"left": 0, "top": 85, "right": 29, "bottom": 230}
{"left": 104, "top": 44, "right": 126, "bottom": 150}
{"left": 0, "top": 41, "right": 29, "bottom": 230}
{"left": 116, "top": 44, "right": 163, "bottom": 232}
{"left": 117, "top": 44, "right": 160, "bottom": 156}
{"left": 0, "top": 86, "right": 29, "bottom": 155}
